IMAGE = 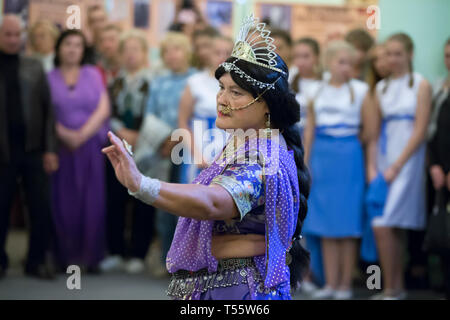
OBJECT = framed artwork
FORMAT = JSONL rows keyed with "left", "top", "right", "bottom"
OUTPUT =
{"left": 260, "top": 3, "right": 291, "bottom": 31}
{"left": 134, "top": 0, "right": 150, "bottom": 28}
{"left": 206, "top": 0, "right": 232, "bottom": 27}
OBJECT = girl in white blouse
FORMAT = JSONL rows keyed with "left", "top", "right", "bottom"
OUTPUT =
{"left": 302, "top": 40, "right": 377, "bottom": 299}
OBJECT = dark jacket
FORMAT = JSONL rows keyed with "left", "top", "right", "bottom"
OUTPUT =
{"left": 428, "top": 91, "right": 450, "bottom": 173}
{"left": 0, "top": 55, "right": 57, "bottom": 164}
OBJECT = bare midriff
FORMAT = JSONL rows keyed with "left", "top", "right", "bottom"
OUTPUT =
{"left": 211, "top": 234, "right": 266, "bottom": 260}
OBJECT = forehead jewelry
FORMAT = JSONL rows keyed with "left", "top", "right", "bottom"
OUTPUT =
{"left": 219, "top": 76, "right": 281, "bottom": 116}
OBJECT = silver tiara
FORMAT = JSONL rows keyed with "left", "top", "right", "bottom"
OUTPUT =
{"left": 220, "top": 14, "right": 286, "bottom": 90}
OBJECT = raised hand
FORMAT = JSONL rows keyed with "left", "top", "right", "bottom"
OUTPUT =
{"left": 102, "top": 131, "right": 142, "bottom": 192}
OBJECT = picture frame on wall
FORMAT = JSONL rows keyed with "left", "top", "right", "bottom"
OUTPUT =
{"left": 260, "top": 4, "right": 291, "bottom": 31}
{"left": 206, "top": 0, "right": 232, "bottom": 28}
{"left": 4, "top": 0, "right": 29, "bottom": 13}
{"left": 134, "top": 0, "right": 150, "bottom": 28}
{"left": 4, "top": 0, "right": 29, "bottom": 27}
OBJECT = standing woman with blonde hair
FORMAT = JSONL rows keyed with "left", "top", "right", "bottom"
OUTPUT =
{"left": 28, "top": 20, "right": 59, "bottom": 72}
{"left": 139, "top": 31, "right": 197, "bottom": 274}
{"left": 302, "top": 40, "right": 377, "bottom": 299}
{"left": 101, "top": 29, "right": 155, "bottom": 274}
{"left": 370, "top": 33, "right": 432, "bottom": 300}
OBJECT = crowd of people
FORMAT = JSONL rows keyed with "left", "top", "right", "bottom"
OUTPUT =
{"left": 0, "top": 3, "right": 449, "bottom": 300}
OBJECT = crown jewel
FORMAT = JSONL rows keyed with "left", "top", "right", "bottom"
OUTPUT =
{"left": 230, "top": 14, "right": 285, "bottom": 74}
{"left": 220, "top": 14, "right": 286, "bottom": 91}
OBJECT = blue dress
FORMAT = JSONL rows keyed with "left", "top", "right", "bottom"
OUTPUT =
{"left": 303, "top": 79, "right": 368, "bottom": 238}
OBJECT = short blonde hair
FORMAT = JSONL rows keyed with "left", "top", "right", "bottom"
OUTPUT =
{"left": 160, "top": 32, "right": 192, "bottom": 59}
{"left": 119, "top": 28, "right": 149, "bottom": 54}
{"left": 28, "top": 20, "right": 59, "bottom": 51}
{"left": 324, "top": 40, "right": 357, "bottom": 69}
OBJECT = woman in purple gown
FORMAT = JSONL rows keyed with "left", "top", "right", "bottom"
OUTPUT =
{"left": 103, "top": 15, "right": 311, "bottom": 299}
{"left": 48, "top": 30, "right": 110, "bottom": 271}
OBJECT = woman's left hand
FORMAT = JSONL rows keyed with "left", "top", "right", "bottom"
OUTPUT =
{"left": 367, "top": 165, "right": 378, "bottom": 183}
{"left": 56, "top": 123, "right": 85, "bottom": 151}
{"left": 384, "top": 164, "right": 401, "bottom": 183}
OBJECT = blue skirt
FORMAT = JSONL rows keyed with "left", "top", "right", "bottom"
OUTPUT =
{"left": 303, "top": 134, "right": 365, "bottom": 238}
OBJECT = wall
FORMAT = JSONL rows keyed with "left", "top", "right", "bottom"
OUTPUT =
{"left": 378, "top": 0, "right": 450, "bottom": 84}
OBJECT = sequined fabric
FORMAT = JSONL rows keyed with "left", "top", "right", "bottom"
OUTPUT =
{"left": 167, "top": 258, "right": 283, "bottom": 300}
{"left": 166, "top": 133, "right": 300, "bottom": 300}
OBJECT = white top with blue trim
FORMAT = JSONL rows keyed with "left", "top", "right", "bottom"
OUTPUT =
{"left": 313, "top": 78, "right": 368, "bottom": 137}
{"left": 376, "top": 72, "right": 423, "bottom": 118}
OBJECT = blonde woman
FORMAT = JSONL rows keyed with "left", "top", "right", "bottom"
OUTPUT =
{"left": 141, "top": 32, "right": 197, "bottom": 275}
{"left": 302, "top": 40, "right": 376, "bottom": 299}
{"left": 102, "top": 29, "right": 155, "bottom": 274}
{"left": 28, "top": 20, "right": 59, "bottom": 72}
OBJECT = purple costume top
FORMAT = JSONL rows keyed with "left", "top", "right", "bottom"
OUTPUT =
{"left": 166, "top": 132, "right": 300, "bottom": 299}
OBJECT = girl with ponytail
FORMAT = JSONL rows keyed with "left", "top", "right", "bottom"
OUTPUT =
{"left": 370, "top": 33, "right": 432, "bottom": 300}
{"left": 103, "top": 15, "right": 310, "bottom": 300}
{"left": 302, "top": 40, "right": 377, "bottom": 299}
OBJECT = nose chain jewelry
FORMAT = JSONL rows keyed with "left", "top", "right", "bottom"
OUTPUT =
{"left": 218, "top": 80, "right": 277, "bottom": 115}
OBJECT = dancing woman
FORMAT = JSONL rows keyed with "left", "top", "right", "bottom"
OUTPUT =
{"left": 103, "top": 15, "right": 310, "bottom": 300}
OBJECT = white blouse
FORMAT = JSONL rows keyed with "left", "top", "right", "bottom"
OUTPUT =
{"left": 313, "top": 78, "right": 368, "bottom": 137}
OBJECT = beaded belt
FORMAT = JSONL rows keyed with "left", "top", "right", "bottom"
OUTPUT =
{"left": 218, "top": 257, "right": 254, "bottom": 271}
{"left": 167, "top": 257, "right": 271, "bottom": 299}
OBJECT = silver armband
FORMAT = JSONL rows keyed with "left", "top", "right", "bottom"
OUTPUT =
{"left": 128, "top": 174, "right": 161, "bottom": 205}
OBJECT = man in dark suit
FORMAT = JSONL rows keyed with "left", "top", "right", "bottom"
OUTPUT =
{"left": 0, "top": 14, "right": 58, "bottom": 279}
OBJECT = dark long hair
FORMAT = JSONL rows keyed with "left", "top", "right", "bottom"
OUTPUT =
{"left": 54, "top": 29, "right": 88, "bottom": 67}
{"left": 215, "top": 53, "right": 311, "bottom": 289}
